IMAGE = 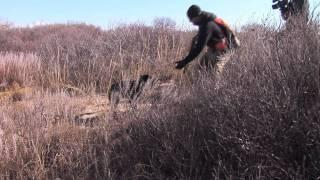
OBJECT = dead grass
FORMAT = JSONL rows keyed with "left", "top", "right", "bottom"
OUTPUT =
{"left": 0, "top": 17, "right": 319, "bottom": 179}
{"left": 0, "top": 52, "right": 41, "bottom": 87}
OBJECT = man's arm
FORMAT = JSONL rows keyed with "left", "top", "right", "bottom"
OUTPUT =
{"left": 183, "top": 25, "right": 210, "bottom": 64}
{"left": 175, "top": 25, "right": 211, "bottom": 69}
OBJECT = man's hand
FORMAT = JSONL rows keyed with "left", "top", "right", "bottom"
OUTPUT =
{"left": 175, "top": 60, "right": 188, "bottom": 69}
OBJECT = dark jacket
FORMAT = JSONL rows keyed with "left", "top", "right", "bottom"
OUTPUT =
{"left": 183, "top": 11, "right": 226, "bottom": 64}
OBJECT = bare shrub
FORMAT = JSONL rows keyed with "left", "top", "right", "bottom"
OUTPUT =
{"left": 100, "top": 22, "right": 191, "bottom": 85}
{"left": 107, "top": 20, "right": 320, "bottom": 179}
{"left": 1, "top": 16, "right": 319, "bottom": 179}
{"left": 0, "top": 21, "right": 190, "bottom": 92}
{"left": 0, "top": 92, "right": 113, "bottom": 179}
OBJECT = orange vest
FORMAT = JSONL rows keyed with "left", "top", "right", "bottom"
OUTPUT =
{"left": 212, "top": 17, "right": 232, "bottom": 51}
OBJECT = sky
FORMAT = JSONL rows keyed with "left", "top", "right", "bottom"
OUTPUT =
{"left": 0, "top": 0, "right": 319, "bottom": 28}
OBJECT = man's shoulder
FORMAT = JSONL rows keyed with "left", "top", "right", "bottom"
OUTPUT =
{"left": 205, "top": 20, "right": 220, "bottom": 29}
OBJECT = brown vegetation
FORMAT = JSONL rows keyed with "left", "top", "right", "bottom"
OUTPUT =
{"left": 0, "top": 17, "right": 319, "bottom": 179}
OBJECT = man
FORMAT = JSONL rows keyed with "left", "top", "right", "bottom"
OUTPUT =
{"left": 175, "top": 5, "right": 239, "bottom": 73}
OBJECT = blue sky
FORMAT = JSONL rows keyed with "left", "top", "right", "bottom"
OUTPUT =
{"left": 0, "top": 0, "right": 319, "bottom": 28}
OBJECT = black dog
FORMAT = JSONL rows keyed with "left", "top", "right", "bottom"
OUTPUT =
{"left": 108, "top": 74, "right": 153, "bottom": 108}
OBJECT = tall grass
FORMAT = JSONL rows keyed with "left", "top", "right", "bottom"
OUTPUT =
{"left": 0, "top": 17, "right": 319, "bottom": 179}
{"left": 106, "top": 20, "right": 320, "bottom": 179}
{"left": 0, "top": 92, "right": 108, "bottom": 179}
{"left": 0, "top": 23, "right": 191, "bottom": 92}
{"left": 0, "top": 52, "right": 41, "bottom": 87}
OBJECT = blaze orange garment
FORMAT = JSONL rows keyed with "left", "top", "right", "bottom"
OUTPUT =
{"left": 214, "top": 38, "right": 228, "bottom": 51}
{"left": 214, "top": 17, "right": 234, "bottom": 36}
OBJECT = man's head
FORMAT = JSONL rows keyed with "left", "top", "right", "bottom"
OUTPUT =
{"left": 187, "top": 5, "right": 202, "bottom": 25}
